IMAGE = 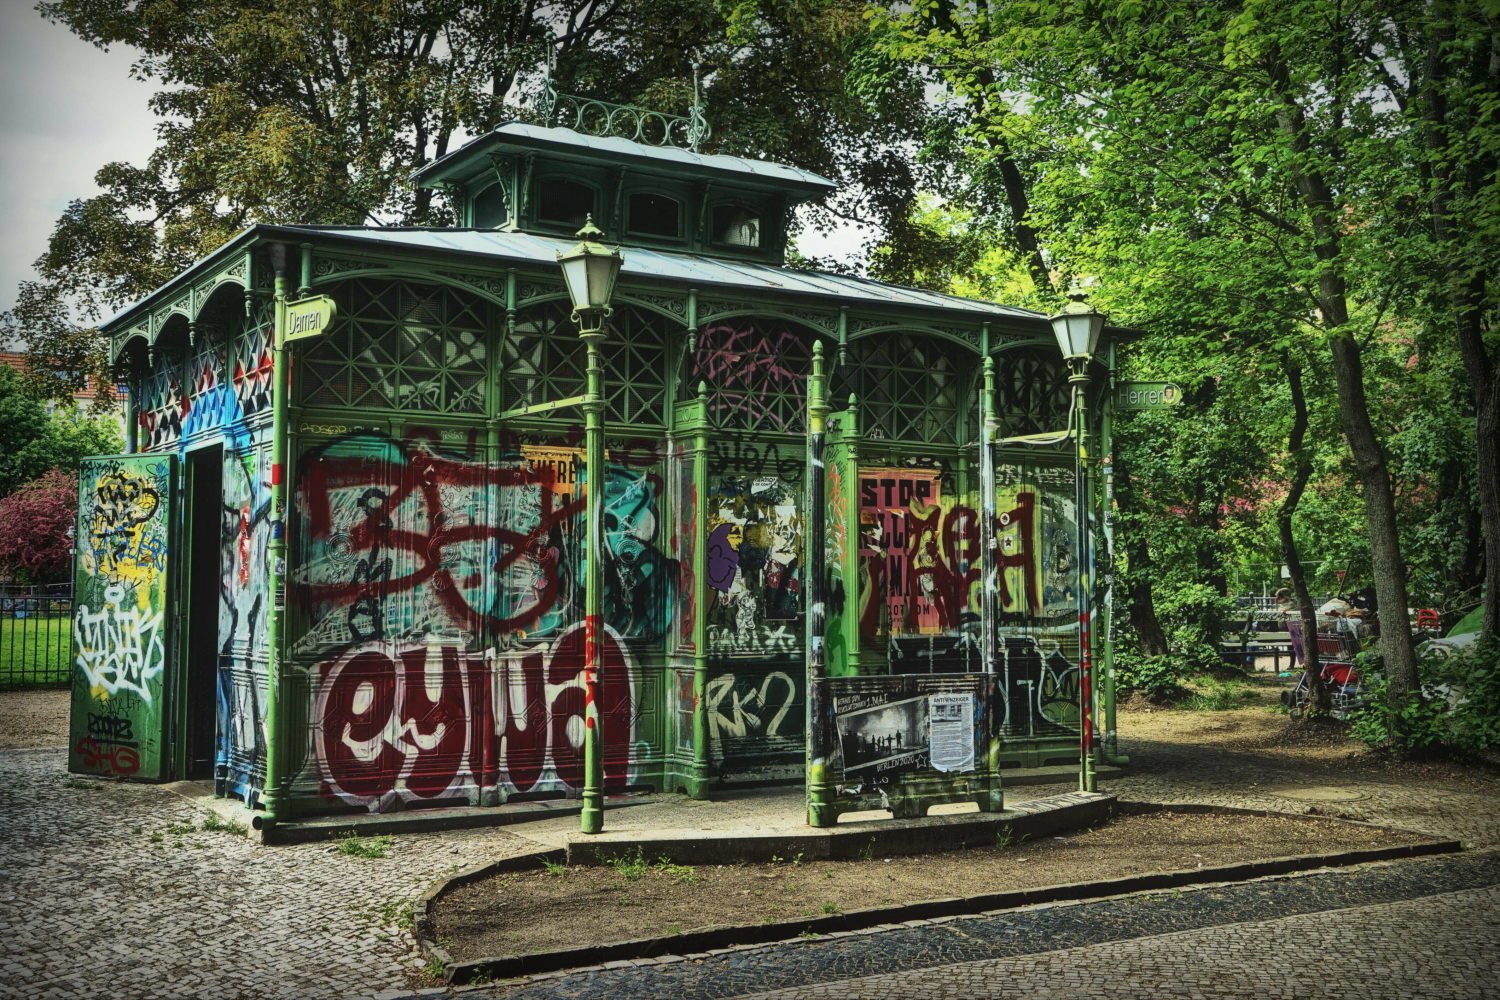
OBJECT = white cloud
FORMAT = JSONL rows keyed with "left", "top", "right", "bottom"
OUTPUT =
{"left": 0, "top": 6, "right": 157, "bottom": 314}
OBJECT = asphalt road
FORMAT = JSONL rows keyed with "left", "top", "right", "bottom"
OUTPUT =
{"left": 434, "top": 850, "right": 1500, "bottom": 1000}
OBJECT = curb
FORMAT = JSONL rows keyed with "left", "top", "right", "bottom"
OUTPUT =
{"left": 565, "top": 792, "right": 1116, "bottom": 866}
{"left": 254, "top": 794, "right": 655, "bottom": 845}
{"left": 415, "top": 809, "right": 1461, "bottom": 986}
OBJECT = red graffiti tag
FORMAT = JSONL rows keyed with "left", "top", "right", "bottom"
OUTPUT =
{"left": 314, "top": 623, "right": 635, "bottom": 809}
{"left": 297, "top": 446, "right": 586, "bottom": 635}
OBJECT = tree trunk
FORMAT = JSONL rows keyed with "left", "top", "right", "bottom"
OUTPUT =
{"left": 1277, "top": 355, "right": 1325, "bottom": 711}
{"left": 1269, "top": 54, "right": 1422, "bottom": 718}
{"left": 1112, "top": 442, "right": 1169, "bottom": 656}
{"left": 1454, "top": 286, "right": 1500, "bottom": 637}
{"left": 1326, "top": 328, "right": 1421, "bottom": 699}
{"left": 1418, "top": 0, "right": 1499, "bottom": 639}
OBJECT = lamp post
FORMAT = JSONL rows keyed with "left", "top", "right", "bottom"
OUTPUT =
{"left": 1049, "top": 292, "right": 1105, "bottom": 794}
{"left": 557, "top": 216, "right": 623, "bottom": 834}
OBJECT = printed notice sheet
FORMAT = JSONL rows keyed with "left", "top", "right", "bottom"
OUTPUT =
{"left": 928, "top": 693, "right": 974, "bottom": 772}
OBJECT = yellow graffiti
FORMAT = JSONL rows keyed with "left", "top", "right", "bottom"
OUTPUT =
{"left": 87, "top": 470, "right": 166, "bottom": 592}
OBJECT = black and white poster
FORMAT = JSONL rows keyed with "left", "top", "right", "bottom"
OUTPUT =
{"left": 928, "top": 693, "right": 975, "bottom": 772}
{"left": 835, "top": 692, "right": 930, "bottom": 780}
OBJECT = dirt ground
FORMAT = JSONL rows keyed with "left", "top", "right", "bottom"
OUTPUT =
{"left": 1116, "top": 675, "right": 1500, "bottom": 791}
{"left": 433, "top": 804, "right": 1435, "bottom": 962}
{"left": 0, "top": 688, "right": 69, "bottom": 749}
{"left": 428, "top": 674, "right": 1500, "bottom": 968}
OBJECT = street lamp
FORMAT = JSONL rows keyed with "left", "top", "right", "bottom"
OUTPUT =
{"left": 557, "top": 215, "right": 623, "bottom": 835}
{"left": 1049, "top": 291, "right": 1105, "bottom": 794}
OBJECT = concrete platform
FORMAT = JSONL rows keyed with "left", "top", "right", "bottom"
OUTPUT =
{"left": 562, "top": 791, "right": 1116, "bottom": 865}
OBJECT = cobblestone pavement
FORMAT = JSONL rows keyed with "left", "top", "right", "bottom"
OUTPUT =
{"left": 0, "top": 748, "right": 536, "bottom": 1000}
{"left": 737, "top": 881, "right": 1500, "bottom": 999}
{"left": 8, "top": 685, "right": 1500, "bottom": 1000}
{"left": 463, "top": 850, "right": 1500, "bottom": 1000}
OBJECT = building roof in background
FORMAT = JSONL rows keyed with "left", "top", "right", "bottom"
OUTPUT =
{"left": 413, "top": 122, "right": 837, "bottom": 198}
{"left": 273, "top": 225, "right": 1047, "bottom": 323}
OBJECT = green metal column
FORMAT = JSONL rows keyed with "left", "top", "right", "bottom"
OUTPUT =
{"left": 1099, "top": 340, "right": 1128, "bottom": 765}
{"left": 1071, "top": 363, "right": 1097, "bottom": 793}
{"left": 979, "top": 356, "right": 1004, "bottom": 811}
{"left": 690, "top": 382, "right": 711, "bottom": 796}
{"left": 580, "top": 320, "right": 607, "bottom": 834}
{"left": 805, "top": 342, "right": 832, "bottom": 827}
{"left": 257, "top": 251, "right": 290, "bottom": 829}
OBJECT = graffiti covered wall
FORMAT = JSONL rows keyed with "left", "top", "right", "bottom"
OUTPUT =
{"left": 70, "top": 457, "right": 174, "bottom": 779}
{"left": 705, "top": 475, "right": 802, "bottom": 658}
{"left": 290, "top": 428, "right": 673, "bottom": 809}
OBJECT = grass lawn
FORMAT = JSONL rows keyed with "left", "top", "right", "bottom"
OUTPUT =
{"left": 0, "top": 615, "right": 73, "bottom": 688}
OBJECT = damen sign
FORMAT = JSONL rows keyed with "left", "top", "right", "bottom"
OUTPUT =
{"left": 282, "top": 295, "right": 337, "bottom": 344}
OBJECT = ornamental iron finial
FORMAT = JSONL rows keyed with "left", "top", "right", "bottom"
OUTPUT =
{"left": 539, "top": 49, "right": 710, "bottom": 151}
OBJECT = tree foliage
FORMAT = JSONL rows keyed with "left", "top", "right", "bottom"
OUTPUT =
{"left": 876, "top": 0, "right": 1498, "bottom": 733}
{"left": 0, "top": 366, "right": 121, "bottom": 499}
{"left": 12, "top": 0, "right": 928, "bottom": 400}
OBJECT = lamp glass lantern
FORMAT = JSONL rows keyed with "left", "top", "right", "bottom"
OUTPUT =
{"left": 556, "top": 215, "right": 623, "bottom": 330}
{"left": 1049, "top": 294, "right": 1106, "bottom": 362}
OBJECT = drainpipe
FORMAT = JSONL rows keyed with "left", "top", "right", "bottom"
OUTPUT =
{"left": 254, "top": 245, "right": 290, "bottom": 831}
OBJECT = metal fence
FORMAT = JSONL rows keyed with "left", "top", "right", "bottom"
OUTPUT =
{"left": 0, "top": 586, "right": 74, "bottom": 690}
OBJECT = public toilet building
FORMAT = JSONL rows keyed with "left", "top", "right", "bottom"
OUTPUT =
{"left": 70, "top": 91, "right": 1118, "bottom": 830}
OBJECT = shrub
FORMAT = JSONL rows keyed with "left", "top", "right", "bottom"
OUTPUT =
{"left": 0, "top": 468, "right": 77, "bottom": 583}
{"left": 1349, "top": 639, "right": 1500, "bottom": 755}
{"left": 1113, "top": 648, "right": 1188, "bottom": 701}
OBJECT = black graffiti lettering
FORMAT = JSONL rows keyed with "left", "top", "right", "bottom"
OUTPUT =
{"left": 86, "top": 712, "right": 136, "bottom": 744}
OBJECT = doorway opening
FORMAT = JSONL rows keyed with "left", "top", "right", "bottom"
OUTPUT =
{"left": 184, "top": 445, "right": 224, "bottom": 781}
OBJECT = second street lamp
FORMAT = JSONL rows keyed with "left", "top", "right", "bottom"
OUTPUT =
{"left": 556, "top": 216, "right": 623, "bottom": 835}
{"left": 1049, "top": 292, "right": 1106, "bottom": 794}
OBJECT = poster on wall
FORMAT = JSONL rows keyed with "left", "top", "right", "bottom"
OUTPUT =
{"left": 834, "top": 690, "right": 930, "bottom": 781}
{"left": 928, "top": 692, "right": 976, "bottom": 773}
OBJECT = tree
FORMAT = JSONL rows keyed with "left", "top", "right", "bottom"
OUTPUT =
{"left": 880, "top": 0, "right": 1500, "bottom": 740}
{"left": 16, "top": 0, "right": 928, "bottom": 402}
{"left": 0, "top": 365, "right": 120, "bottom": 498}
{"left": 0, "top": 468, "right": 78, "bottom": 583}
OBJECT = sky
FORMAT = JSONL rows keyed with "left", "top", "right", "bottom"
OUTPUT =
{"left": 0, "top": 6, "right": 863, "bottom": 320}
{"left": 0, "top": 6, "right": 159, "bottom": 316}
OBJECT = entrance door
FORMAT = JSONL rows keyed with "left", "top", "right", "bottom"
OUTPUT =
{"left": 184, "top": 446, "right": 224, "bottom": 780}
{"left": 70, "top": 455, "right": 177, "bottom": 780}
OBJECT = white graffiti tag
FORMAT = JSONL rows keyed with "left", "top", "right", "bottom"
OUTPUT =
{"left": 705, "top": 670, "right": 797, "bottom": 744}
{"left": 75, "top": 585, "right": 166, "bottom": 702}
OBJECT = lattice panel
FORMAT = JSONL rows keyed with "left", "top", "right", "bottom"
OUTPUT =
{"left": 300, "top": 278, "right": 491, "bottom": 414}
{"left": 233, "top": 311, "right": 274, "bottom": 418}
{"left": 838, "top": 333, "right": 968, "bottom": 445}
{"left": 503, "top": 303, "right": 670, "bottom": 426}
{"left": 690, "top": 320, "right": 811, "bottom": 434}
{"left": 604, "top": 307, "right": 668, "bottom": 426}
{"left": 504, "top": 300, "right": 585, "bottom": 413}
{"left": 996, "top": 349, "right": 1069, "bottom": 437}
{"left": 136, "top": 361, "right": 184, "bottom": 450}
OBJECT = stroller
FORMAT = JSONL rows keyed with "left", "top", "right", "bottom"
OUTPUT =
{"left": 1281, "top": 614, "right": 1369, "bottom": 719}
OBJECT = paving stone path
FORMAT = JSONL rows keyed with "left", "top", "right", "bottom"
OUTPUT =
{"left": 0, "top": 748, "right": 534, "bottom": 1000}
{"left": 467, "top": 851, "right": 1500, "bottom": 1000}
{"left": 6, "top": 689, "right": 1500, "bottom": 1000}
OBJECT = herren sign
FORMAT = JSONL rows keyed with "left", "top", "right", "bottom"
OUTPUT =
{"left": 1113, "top": 381, "right": 1182, "bottom": 410}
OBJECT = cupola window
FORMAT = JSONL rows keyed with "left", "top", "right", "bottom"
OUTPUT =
{"left": 537, "top": 178, "right": 595, "bottom": 228}
{"left": 471, "top": 182, "right": 507, "bottom": 229}
{"left": 627, "top": 192, "right": 682, "bottom": 238}
{"left": 712, "top": 204, "right": 761, "bottom": 248}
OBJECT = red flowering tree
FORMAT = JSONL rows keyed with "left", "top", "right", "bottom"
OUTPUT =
{"left": 0, "top": 468, "right": 77, "bottom": 584}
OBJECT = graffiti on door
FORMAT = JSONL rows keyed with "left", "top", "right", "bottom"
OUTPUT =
{"left": 71, "top": 456, "right": 174, "bottom": 779}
